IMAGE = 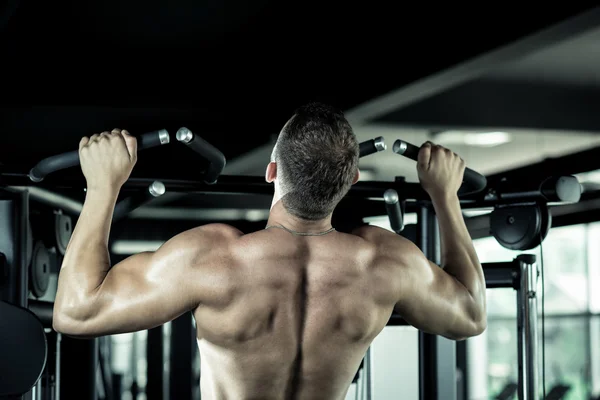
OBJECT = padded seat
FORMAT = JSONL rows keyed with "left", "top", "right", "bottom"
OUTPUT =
{"left": 0, "top": 300, "right": 47, "bottom": 397}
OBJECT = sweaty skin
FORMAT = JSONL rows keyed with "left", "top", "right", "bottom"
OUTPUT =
{"left": 53, "top": 131, "right": 487, "bottom": 400}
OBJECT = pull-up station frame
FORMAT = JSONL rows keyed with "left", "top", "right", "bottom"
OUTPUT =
{"left": 0, "top": 130, "right": 579, "bottom": 400}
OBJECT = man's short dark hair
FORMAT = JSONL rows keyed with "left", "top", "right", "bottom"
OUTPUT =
{"left": 273, "top": 102, "right": 359, "bottom": 221}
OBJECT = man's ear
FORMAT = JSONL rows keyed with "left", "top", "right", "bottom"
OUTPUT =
{"left": 352, "top": 169, "right": 360, "bottom": 185}
{"left": 266, "top": 162, "right": 277, "bottom": 183}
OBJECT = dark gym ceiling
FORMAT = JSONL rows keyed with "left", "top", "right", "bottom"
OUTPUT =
{"left": 1, "top": 2, "right": 599, "bottom": 183}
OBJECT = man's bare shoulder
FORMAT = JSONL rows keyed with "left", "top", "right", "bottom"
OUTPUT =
{"left": 176, "top": 223, "right": 243, "bottom": 240}
{"left": 162, "top": 223, "right": 243, "bottom": 256}
{"left": 351, "top": 224, "right": 408, "bottom": 243}
{"left": 351, "top": 225, "right": 420, "bottom": 259}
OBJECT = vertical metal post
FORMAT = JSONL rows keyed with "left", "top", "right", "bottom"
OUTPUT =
{"left": 147, "top": 326, "right": 165, "bottom": 400}
{"left": 456, "top": 341, "right": 468, "bottom": 400}
{"left": 17, "top": 191, "right": 30, "bottom": 309}
{"left": 1, "top": 190, "right": 32, "bottom": 400}
{"left": 0, "top": 191, "right": 29, "bottom": 307}
{"left": 56, "top": 333, "right": 61, "bottom": 400}
{"left": 365, "top": 347, "right": 372, "bottom": 400}
{"left": 33, "top": 380, "right": 41, "bottom": 400}
{"left": 516, "top": 254, "right": 538, "bottom": 400}
{"left": 131, "top": 333, "right": 139, "bottom": 399}
{"left": 60, "top": 337, "right": 98, "bottom": 400}
{"left": 169, "top": 312, "right": 194, "bottom": 400}
{"left": 417, "top": 204, "right": 456, "bottom": 400}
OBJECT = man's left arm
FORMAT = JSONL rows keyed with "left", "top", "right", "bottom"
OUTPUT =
{"left": 53, "top": 129, "right": 205, "bottom": 337}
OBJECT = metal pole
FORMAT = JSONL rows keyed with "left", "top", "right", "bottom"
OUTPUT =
{"left": 365, "top": 347, "right": 372, "bottom": 400}
{"left": 417, "top": 204, "right": 456, "bottom": 400}
{"left": 516, "top": 254, "right": 538, "bottom": 400}
{"left": 169, "top": 312, "right": 194, "bottom": 400}
{"left": 147, "top": 326, "right": 165, "bottom": 400}
{"left": 56, "top": 333, "right": 61, "bottom": 400}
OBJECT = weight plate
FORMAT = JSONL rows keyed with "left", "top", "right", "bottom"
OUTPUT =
{"left": 30, "top": 241, "right": 50, "bottom": 298}
{"left": 491, "top": 206, "right": 541, "bottom": 251}
{"left": 55, "top": 213, "right": 72, "bottom": 255}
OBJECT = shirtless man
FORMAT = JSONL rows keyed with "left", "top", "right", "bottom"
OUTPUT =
{"left": 53, "top": 102, "right": 487, "bottom": 400}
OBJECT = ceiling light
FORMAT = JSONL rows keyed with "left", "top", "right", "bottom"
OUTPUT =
{"left": 434, "top": 131, "right": 512, "bottom": 148}
{"left": 464, "top": 132, "right": 512, "bottom": 147}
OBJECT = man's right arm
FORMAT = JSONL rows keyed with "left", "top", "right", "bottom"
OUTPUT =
{"left": 380, "top": 142, "right": 487, "bottom": 340}
{"left": 381, "top": 200, "right": 487, "bottom": 341}
{"left": 432, "top": 192, "right": 487, "bottom": 328}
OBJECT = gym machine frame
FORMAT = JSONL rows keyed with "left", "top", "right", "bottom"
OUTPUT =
{"left": 485, "top": 256, "right": 539, "bottom": 400}
{"left": 400, "top": 205, "right": 540, "bottom": 400}
{"left": 0, "top": 129, "right": 580, "bottom": 400}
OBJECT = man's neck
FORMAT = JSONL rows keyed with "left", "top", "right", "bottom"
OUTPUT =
{"left": 266, "top": 200, "right": 333, "bottom": 234}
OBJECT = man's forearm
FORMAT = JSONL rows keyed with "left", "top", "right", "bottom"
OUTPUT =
{"left": 431, "top": 194, "right": 486, "bottom": 317}
{"left": 54, "top": 188, "right": 118, "bottom": 319}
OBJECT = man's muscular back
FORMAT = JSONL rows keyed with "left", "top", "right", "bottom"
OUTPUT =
{"left": 52, "top": 109, "right": 487, "bottom": 400}
{"left": 193, "top": 224, "right": 409, "bottom": 400}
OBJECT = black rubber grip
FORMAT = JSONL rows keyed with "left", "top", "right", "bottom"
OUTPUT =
{"left": 359, "top": 137, "right": 385, "bottom": 158}
{"left": 113, "top": 181, "right": 166, "bottom": 222}
{"left": 539, "top": 175, "right": 581, "bottom": 203}
{"left": 392, "top": 139, "right": 487, "bottom": 196}
{"left": 29, "top": 130, "right": 170, "bottom": 182}
{"left": 176, "top": 128, "right": 226, "bottom": 185}
{"left": 359, "top": 140, "right": 377, "bottom": 158}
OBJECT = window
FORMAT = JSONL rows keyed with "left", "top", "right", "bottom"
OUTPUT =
{"left": 468, "top": 222, "right": 598, "bottom": 400}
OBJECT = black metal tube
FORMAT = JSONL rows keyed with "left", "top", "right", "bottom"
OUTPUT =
{"left": 2, "top": 172, "right": 430, "bottom": 199}
{"left": 540, "top": 175, "right": 581, "bottom": 203}
{"left": 359, "top": 137, "right": 387, "bottom": 158}
{"left": 3, "top": 172, "right": 585, "bottom": 210}
{"left": 60, "top": 336, "right": 98, "bottom": 400}
{"left": 18, "top": 191, "right": 30, "bottom": 308}
{"left": 482, "top": 262, "right": 519, "bottom": 289}
{"left": 417, "top": 204, "right": 456, "bottom": 400}
{"left": 113, "top": 181, "right": 166, "bottom": 222}
{"left": 417, "top": 205, "right": 434, "bottom": 400}
{"left": 28, "top": 300, "right": 53, "bottom": 328}
{"left": 28, "top": 129, "right": 170, "bottom": 182}
{"left": 386, "top": 312, "right": 409, "bottom": 326}
{"left": 146, "top": 326, "right": 165, "bottom": 400}
{"left": 486, "top": 175, "right": 582, "bottom": 204}
{"left": 112, "top": 374, "right": 123, "bottom": 400}
{"left": 169, "top": 312, "right": 194, "bottom": 400}
{"left": 176, "top": 128, "right": 226, "bottom": 185}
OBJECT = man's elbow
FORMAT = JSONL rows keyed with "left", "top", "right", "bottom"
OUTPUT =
{"left": 52, "top": 313, "right": 78, "bottom": 336}
{"left": 475, "top": 318, "right": 487, "bottom": 335}
{"left": 52, "top": 312, "right": 98, "bottom": 339}
{"left": 452, "top": 318, "right": 487, "bottom": 341}
{"left": 456, "top": 298, "right": 487, "bottom": 340}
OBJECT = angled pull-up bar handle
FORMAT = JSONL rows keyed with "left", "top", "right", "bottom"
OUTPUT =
{"left": 359, "top": 136, "right": 387, "bottom": 158}
{"left": 392, "top": 139, "right": 487, "bottom": 196}
{"left": 176, "top": 128, "right": 227, "bottom": 185}
{"left": 112, "top": 181, "right": 166, "bottom": 222}
{"left": 28, "top": 130, "right": 171, "bottom": 182}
